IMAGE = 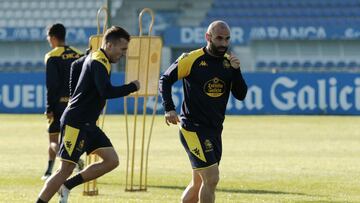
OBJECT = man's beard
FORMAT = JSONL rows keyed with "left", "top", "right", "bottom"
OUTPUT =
{"left": 209, "top": 40, "right": 228, "bottom": 57}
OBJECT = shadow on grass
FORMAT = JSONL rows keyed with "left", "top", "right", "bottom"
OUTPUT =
{"left": 98, "top": 183, "right": 330, "bottom": 199}
{"left": 148, "top": 185, "right": 312, "bottom": 196}
{"left": 294, "top": 201, "right": 350, "bottom": 203}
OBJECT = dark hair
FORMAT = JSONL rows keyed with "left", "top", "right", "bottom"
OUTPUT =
{"left": 103, "top": 26, "right": 130, "bottom": 44}
{"left": 47, "top": 23, "right": 66, "bottom": 41}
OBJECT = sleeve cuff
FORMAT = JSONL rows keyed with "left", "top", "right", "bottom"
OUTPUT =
{"left": 128, "top": 83, "right": 138, "bottom": 93}
{"left": 164, "top": 103, "right": 176, "bottom": 112}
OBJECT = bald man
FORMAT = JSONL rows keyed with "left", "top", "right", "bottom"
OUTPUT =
{"left": 159, "top": 21, "right": 248, "bottom": 203}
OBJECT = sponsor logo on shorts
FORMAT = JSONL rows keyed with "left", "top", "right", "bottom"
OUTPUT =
{"left": 204, "top": 139, "right": 213, "bottom": 152}
{"left": 76, "top": 140, "right": 84, "bottom": 152}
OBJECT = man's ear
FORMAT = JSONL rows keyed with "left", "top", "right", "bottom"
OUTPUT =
{"left": 50, "top": 37, "right": 58, "bottom": 47}
{"left": 205, "top": 32, "right": 211, "bottom": 42}
{"left": 105, "top": 41, "right": 112, "bottom": 49}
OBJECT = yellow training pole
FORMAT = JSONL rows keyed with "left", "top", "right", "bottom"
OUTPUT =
{"left": 138, "top": 8, "right": 154, "bottom": 190}
{"left": 124, "top": 8, "right": 162, "bottom": 192}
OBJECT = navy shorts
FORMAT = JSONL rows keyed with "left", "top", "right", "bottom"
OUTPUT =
{"left": 58, "top": 124, "right": 113, "bottom": 164}
{"left": 48, "top": 113, "right": 61, "bottom": 134}
{"left": 179, "top": 126, "right": 222, "bottom": 170}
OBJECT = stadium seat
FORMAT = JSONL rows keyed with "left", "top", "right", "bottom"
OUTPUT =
{"left": 0, "top": 20, "right": 6, "bottom": 27}
{"left": 313, "top": 61, "right": 324, "bottom": 69}
{"left": 347, "top": 61, "right": 358, "bottom": 71}
{"left": 11, "top": 1, "right": 20, "bottom": 9}
{"left": 255, "top": 61, "right": 267, "bottom": 71}
{"left": 58, "top": 1, "right": 66, "bottom": 9}
{"left": 268, "top": 61, "right": 278, "bottom": 69}
{"left": 291, "top": 61, "right": 301, "bottom": 69}
{"left": 12, "top": 61, "right": 23, "bottom": 68}
{"left": 39, "top": 1, "right": 46, "bottom": 9}
{"left": 2, "top": 1, "right": 10, "bottom": 9}
{"left": 35, "top": 61, "right": 45, "bottom": 68}
{"left": 324, "top": 61, "right": 336, "bottom": 71}
{"left": 19, "top": 1, "right": 29, "bottom": 9}
{"left": 3, "top": 61, "right": 11, "bottom": 68}
{"left": 336, "top": 61, "right": 346, "bottom": 68}
{"left": 24, "top": 61, "right": 34, "bottom": 68}
{"left": 279, "top": 61, "right": 290, "bottom": 71}
{"left": 302, "top": 61, "right": 312, "bottom": 70}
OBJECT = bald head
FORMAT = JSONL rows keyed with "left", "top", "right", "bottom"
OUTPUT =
{"left": 205, "top": 21, "right": 231, "bottom": 57}
{"left": 206, "top": 21, "right": 230, "bottom": 36}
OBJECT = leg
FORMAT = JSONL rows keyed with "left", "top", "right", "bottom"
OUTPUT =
{"left": 62, "top": 147, "right": 119, "bottom": 191}
{"left": 37, "top": 160, "right": 76, "bottom": 202}
{"left": 79, "top": 147, "right": 119, "bottom": 181}
{"left": 181, "top": 170, "right": 202, "bottom": 203}
{"left": 197, "top": 164, "right": 219, "bottom": 203}
{"left": 49, "top": 133, "right": 59, "bottom": 156}
{"left": 42, "top": 133, "right": 59, "bottom": 180}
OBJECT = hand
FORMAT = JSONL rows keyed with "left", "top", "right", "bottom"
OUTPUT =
{"left": 164, "top": 110, "right": 179, "bottom": 126}
{"left": 229, "top": 53, "right": 240, "bottom": 69}
{"left": 131, "top": 80, "right": 140, "bottom": 91}
{"left": 45, "top": 111, "right": 54, "bottom": 124}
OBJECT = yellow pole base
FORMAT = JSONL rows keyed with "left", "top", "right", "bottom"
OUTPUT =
{"left": 83, "top": 189, "right": 99, "bottom": 196}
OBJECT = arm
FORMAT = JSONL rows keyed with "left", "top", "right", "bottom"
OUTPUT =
{"left": 158, "top": 62, "right": 179, "bottom": 112}
{"left": 69, "top": 56, "right": 86, "bottom": 97}
{"left": 92, "top": 61, "right": 138, "bottom": 99}
{"left": 45, "top": 57, "right": 60, "bottom": 113}
{"left": 159, "top": 62, "right": 181, "bottom": 125}
{"left": 160, "top": 53, "right": 193, "bottom": 125}
{"left": 228, "top": 53, "right": 248, "bottom": 100}
{"left": 231, "top": 68, "right": 248, "bottom": 100}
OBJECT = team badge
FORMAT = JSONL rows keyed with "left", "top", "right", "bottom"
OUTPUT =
{"left": 203, "top": 77, "right": 226, "bottom": 97}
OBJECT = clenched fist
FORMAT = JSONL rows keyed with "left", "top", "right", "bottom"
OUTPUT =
{"left": 228, "top": 53, "right": 240, "bottom": 69}
{"left": 164, "top": 110, "right": 179, "bottom": 126}
{"left": 131, "top": 80, "right": 140, "bottom": 91}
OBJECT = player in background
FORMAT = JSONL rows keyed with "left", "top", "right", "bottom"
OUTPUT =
{"left": 42, "top": 23, "right": 83, "bottom": 180}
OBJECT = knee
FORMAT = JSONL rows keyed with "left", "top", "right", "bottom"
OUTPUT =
{"left": 50, "top": 142, "right": 58, "bottom": 151}
{"left": 181, "top": 185, "right": 200, "bottom": 203}
{"left": 104, "top": 157, "right": 119, "bottom": 171}
{"left": 112, "top": 158, "right": 119, "bottom": 169}
{"left": 204, "top": 174, "right": 219, "bottom": 188}
{"left": 181, "top": 195, "right": 198, "bottom": 203}
{"left": 57, "top": 163, "right": 76, "bottom": 178}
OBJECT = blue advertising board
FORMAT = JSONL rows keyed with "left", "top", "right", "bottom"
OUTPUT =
{"left": 0, "top": 27, "right": 97, "bottom": 44}
{"left": 164, "top": 25, "right": 360, "bottom": 46}
{"left": 2, "top": 25, "right": 360, "bottom": 46}
{"left": 0, "top": 73, "right": 359, "bottom": 115}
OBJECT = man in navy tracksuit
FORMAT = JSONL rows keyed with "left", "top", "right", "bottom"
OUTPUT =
{"left": 159, "top": 21, "right": 247, "bottom": 203}
{"left": 36, "top": 26, "right": 140, "bottom": 203}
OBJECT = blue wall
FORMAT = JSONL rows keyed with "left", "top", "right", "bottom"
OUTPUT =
{"left": 0, "top": 73, "right": 359, "bottom": 115}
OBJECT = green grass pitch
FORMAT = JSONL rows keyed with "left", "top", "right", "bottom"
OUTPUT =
{"left": 0, "top": 114, "right": 360, "bottom": 203}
